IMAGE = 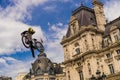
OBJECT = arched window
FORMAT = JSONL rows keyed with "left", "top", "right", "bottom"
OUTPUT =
{"left": 75, "top": 48, "right": 80, "bottom": 54}
{"left": 73, "top": 24, "right": 76, "bottom": 33}
{"left": 74, "top": 43, "right": 80, "bottom": 54}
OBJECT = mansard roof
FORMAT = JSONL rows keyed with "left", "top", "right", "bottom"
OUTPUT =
{"left": 72, "top": 5, "right": 97, "bottom": 27}
{"left": 104, "top": 17, "right": 120, "bottom": 37}
{"left": 66, "top": 5, "right": 97, "bottom": 37}
{"left": 72, "top": 5, "right": 94, "bottom": 15}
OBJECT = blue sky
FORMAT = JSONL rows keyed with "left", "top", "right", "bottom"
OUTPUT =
{"left": 0, "top": 0, "right": 120, "bottom": 79}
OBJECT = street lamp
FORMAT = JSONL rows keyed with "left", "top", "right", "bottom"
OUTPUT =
{"left": 90, "top": 70, "right": 106, "bottom": 80}
{"left": 101, "top": 72, "right": 106, "bottom": 80}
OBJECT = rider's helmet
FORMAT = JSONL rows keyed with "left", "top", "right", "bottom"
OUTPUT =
{"left": 28, "top": 27, "right": 35, "bottom": 34}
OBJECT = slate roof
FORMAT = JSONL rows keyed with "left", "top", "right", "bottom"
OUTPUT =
{"left": 72, "top": 5, "right": 97, "bottom": 27}
{"left": 66, "top": 5, "right": 97, "bottom": 37}
{"left": 104, "top": 17, "right": 120, "bottom": 37}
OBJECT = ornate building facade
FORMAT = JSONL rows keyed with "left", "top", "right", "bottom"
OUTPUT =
{"left": 61, "top": 0, "right": 120, "bottom": 80}
{"left": 23, "top": 53, "right": 65, "bottom": 80}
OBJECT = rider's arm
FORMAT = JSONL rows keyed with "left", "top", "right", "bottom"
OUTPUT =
{"left": 21, "top": 31, "right": 28, "bottom": 36}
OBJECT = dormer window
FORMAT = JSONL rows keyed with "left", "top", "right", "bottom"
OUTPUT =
{"left": 114, "top": 34, "right": 119, "bottom": 41}
{"left": 113, "top": 31, "right": 119, "bottom": 42}
{"left": 104, "top": 38, "right": 110, "bottom": 47}
{"left": 72, "top": 24, "right": 76, "bottom": 34}
{"left": 74, "top": 43, "right": 80, "bottom": 54}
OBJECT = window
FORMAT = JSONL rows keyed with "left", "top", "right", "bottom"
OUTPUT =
{"left": 116, "top": 50, "right": 120, "bottom": 54}
{"left": 108, "top": 64, "right": 114, "bottom": 74}
{"left": 104, "top": 39, "right": 109, "bottom": 46}
{"left": 77, "top": 62, "right": 81, "bottom": 67}
{"left": 75, "top": 48, "right": 80, "bottom": 54}
{"left": 85, "top": 39, "right": 88, "bottom": 50}
{"left": 79, "top": 71, "right": 84, "bottom": 80}
{"left": 97, "top": 62, "right": 100, "bottom": 69}
{"left": 74, "top": 43, "right": 80, "bottom": 54}
{"left": 106, "top": 53, "right": 111, "bottom": 58}
{"left": 68, "top": 71, "right": 71, "bottom": 80}
{"left": 88, "top": 63, "right": 91, "bottom": 75}
{"left": 114, "top": 34, "right": 119, "bottom": 41}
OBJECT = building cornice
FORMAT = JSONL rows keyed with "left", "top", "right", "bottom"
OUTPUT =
{"left": 61, "top": 26, "right": 104, "bottom": 45}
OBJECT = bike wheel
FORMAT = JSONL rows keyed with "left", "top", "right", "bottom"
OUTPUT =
{"left": 30, "top": 41, "right": 35, "bottom": 58}
{"left": 22, "top": 36, "right": 30, "bottom": 48}
{"left": 36, "top": 41, "right": 44, "bottom": 53}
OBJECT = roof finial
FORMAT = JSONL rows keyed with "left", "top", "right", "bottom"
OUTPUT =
{"left": 80, "top": 1, "right": 84, "bottom": 6}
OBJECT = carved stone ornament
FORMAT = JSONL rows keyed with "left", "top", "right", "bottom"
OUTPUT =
{"left": 70, "top": 16, "right": 76, "bottom": 22}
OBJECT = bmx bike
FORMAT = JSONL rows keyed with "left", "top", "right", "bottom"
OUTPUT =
{"left": 21, "top": 31, "right": 44, "bottom": 58}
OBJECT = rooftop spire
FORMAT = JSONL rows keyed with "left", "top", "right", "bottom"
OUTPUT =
{"left": 80, "top": 2, "right": 84, "bottom": 6}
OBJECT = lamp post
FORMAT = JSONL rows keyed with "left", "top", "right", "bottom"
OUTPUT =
{"left": 90, "top": 70, "right": 106, "bottom": 80}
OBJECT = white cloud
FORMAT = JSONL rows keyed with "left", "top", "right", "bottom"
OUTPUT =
{"left": 43, "top": 5, "right": 57, "bottom": 12}
{"left": 46, "top": 22, "right": 68, "bottom": 63}
{"left": 0, "top": 0, "right": 47, "bottom": 55}
{"left": 0, "top": 57, "right": 33, "bottom": 80}
{"left": 0, "top": 0, "right": 48, "bottom": 21}
{"left": 57, "top": 22, "right": 63, "bottom": 27}
{"left": 104, "top": 0, "right": 120, "bottom": 21}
